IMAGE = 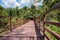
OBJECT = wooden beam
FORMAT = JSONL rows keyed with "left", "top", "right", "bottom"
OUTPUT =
{"left": 45, "top": 28, "right": 60, "bottom": 40}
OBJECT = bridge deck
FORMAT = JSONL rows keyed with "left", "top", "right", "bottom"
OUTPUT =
{"left": 0, "top": 21, "right": 43, "bottom": 40}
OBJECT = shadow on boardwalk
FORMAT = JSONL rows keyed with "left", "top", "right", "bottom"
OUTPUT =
{"left": 34, "top": 21, "right": 44, "bottom": 40}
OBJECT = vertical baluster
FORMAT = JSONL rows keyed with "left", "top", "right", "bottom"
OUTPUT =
{"left": 10, "top": 16, "right": 12, "bottom": 31}
{"left": 43, "top": 14, "right": 46, "bottom": 40}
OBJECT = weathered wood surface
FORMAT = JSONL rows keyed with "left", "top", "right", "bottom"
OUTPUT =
{"left": 0, "top": 21, "right": 43, "bottom": 40}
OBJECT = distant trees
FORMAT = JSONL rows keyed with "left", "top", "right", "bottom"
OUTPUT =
{"left": 0, "top": 0, "right": 60, "bottom": 25}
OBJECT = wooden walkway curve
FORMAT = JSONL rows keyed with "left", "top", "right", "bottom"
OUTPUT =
{"left": 0, "top": 21, "right": 43, "bottom": 40}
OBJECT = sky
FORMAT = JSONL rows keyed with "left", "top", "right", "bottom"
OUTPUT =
{"left": 0, "top": 0, "right": 43, "bottom": 8}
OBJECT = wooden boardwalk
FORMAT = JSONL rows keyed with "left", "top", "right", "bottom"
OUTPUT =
{"left": 0, "top": 21, "right": 43, "bottom": 40}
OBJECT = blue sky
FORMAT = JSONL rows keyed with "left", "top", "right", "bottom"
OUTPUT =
{"left": 0, "top": 0, "right": 43, "bottom": 8}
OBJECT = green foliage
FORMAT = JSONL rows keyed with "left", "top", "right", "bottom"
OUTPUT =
{"left": 47, "top": 24, "right": 60, "bottom": 35}
{"left": 43, "top": 0, "right": 60, "bottom": 8}
{"left": 0, "top": 1, "right": 60, "bottom": 39}
{"left": 46, "top": 31, "right": 57, "bottom": 40}
{"left": 46, "top": 24, "right": 60, "bottom": 40}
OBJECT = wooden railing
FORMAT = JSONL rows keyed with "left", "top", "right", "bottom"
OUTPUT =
{"left": 0, "top": 16, "right": 20, "bottom": 33}
{"left": 0, "top": 16, "right": 30, "bottom": 34}
{"left": 0, "top": 16, "right": 12, "bottom": 30}
{"left": 39, "top": 2, "right": 60, "bottom": 40}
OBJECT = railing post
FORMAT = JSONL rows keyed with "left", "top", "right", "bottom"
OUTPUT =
{"left": 10, "top": 16, "right": 12, "bottom": 31}
{"left": 16, "top": 18, "right": 18, "bottom": 27}
{"left": 43, "top": 14, "right": 46, "bottom": 40}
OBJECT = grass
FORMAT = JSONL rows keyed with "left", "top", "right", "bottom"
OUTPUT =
{"left": 46, "top": 24, "right": 60, "bottom": 40}
{"left": 45, "top": 31, "right": 57, "bottom": 40}
{"left": 47, "top": 24, "right": 60, "bottom": 35}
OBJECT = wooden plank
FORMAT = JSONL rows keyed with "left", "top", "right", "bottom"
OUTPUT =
{"left": 0, "top": 16, "right": 11, "bottom": 18}
{"left": 0, "top": 35, "right": 35, "bottom": 37}
{"left": 0, "top": 21, "right": 42, "bottom": 40}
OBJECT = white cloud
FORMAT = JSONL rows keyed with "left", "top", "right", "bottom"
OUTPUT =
{"left": 2, "top": 0, "right": 10, "bottom": 7}
{"left": 20, "top": 0, "right": 32, "bottom": 4}
{"left": 2, "top": 0, "right": 20, "bottom": 8}
{"left": 34, "top": 0, "right": 43, "bottom": 6}
{"left": 20, "top": 0, "right": 33, "bottom": 6}
{"left": 1, "top": 0, "right": 43, "bottom": 8}
{"left": 20, "top": 0, "right": 43, "bottom": 7}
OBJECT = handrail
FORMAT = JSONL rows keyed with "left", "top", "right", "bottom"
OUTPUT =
{"left": 0, "top": 16, "right": 30, "bottom": 33}
{"left": 0, "top": 16, "right": 13, "bottom": 31}
{"left": 45, "top": 28, "right": 60, "bottom": 40}
{"left": 44, "top": 2, "right": 60, "bottom": 15}
{"left": 0, "top": 16, "right": 11, "bottom": 18}
{"left": 0, "top": 29, "right": 9, "bottom": 33}
{"left": 39, "top": 2, "right": 60, "bottom": 40}
{"left": 45, "top": 20, "right": 60, "bottom": 27}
